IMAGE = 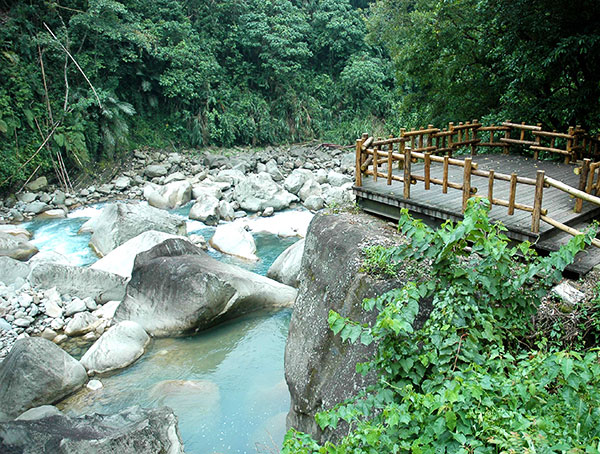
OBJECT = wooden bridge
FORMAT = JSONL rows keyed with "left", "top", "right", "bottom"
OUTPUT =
{"left": 353, "top": 121, "right": 600, "bottom": 276}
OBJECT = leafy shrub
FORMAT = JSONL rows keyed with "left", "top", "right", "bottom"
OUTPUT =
{"left": 282, "top": 198, "right": 600, "bottom": 453}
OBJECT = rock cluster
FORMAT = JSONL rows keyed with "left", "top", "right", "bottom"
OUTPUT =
{"left": 0, "top": 144, "right": 357, "bottom": 225}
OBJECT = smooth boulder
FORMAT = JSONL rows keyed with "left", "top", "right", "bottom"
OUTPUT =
{"left": 0, "top": 337, "right": 87, "bottom": 421}
{"left": 80, "top": 321, "right": 150, "bottom": 374}
{"left": 89, "top": 203, "right": 186, "bottom": 257}
{"left": 267, "top": 239, "right": 305, "bottom": 287}
{"left": 209, "top": 223, "right": 258, "bottom": 261}
{"left": 0, "top": 232, "right": 38, "bottom": 261}
{"left": 114, "top": 239, "right": 297, "bottom": 336}
{"left": 0, "top": 406, "right": 184, "bottom": 454}
{"left": 28, "top": 263, "right": 126, "bottom": 303}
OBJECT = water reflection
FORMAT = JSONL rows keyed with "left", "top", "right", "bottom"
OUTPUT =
{"left": 59, "top": 310, "right": 292, "bottom": 453}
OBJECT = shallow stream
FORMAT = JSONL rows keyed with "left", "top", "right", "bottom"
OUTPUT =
{"left": 22, "top": 203, "right": 300, "bottom": 453}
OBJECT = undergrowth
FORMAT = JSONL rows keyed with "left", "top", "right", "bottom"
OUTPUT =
{"left": 283, "top": 198, "right": 600, "bottom": 454}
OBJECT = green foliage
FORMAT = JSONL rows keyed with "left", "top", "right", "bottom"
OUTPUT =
{"left": 282, "top": 198, "right": 600, "bottom": 453}
{"left": 367, "top": 0, "right": 600, "bottom": 130}
{"left": 360, "top": 245, "right": 399, "bottom": 278}
{"left": 0, "top": 0, "right": 393, "bottom": 192}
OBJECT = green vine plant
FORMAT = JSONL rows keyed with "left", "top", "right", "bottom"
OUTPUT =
{"left": 282, "top": 198, "right": 600, "bottom": 454}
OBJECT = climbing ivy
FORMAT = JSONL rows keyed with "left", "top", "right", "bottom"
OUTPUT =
{"left": 282, "top": 198, "right": 600, "bottom": 453}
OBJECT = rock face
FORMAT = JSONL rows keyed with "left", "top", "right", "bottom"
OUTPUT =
{"left": 29, "top": 263, "right": 127, "bottom": 303}
{"left": 0, "top": 337, "right": 87, "bottom": 421}
{"left": 80, "top": 321, "right": 150, "bottom": 374}
{"left": 114, "top": 239, "right": 297, "bottom": 336}
{"left": 267, "top": 239, "right": 305, "bottom": 288}
{"left": 0, "top": 232, "right": 38, "bottom": 261}
{"left": 89, "top": 203, "right": 186, "bottom": 257}
{"left": 0, "top": 406, "right": 185, "bottom": 454}
{"left": 285, "top": 213, "right": 413, "bottom": 443}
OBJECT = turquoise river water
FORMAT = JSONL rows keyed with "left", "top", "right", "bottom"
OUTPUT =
{"left": 22, "top": 203, "right": 300, "bottom": 454}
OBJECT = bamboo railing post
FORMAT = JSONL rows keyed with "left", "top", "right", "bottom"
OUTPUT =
{"left": 575, "top": 158, "right": 591, "bottom": 213}
{"left": 462, "top": 157, "right": 473, "bottom": 212}
{"left": 427, "top": 124, "right": 434, "bottom": 152}
{"left": 355, "top": 137, "right": 364, "bottom": 186}
{"left": 488, "top": 170, "right": 495, "bottom": 208}
{"left": 372, "top": 144, "right": 379, "bottom": 182}
{"left": 508, "top": 173, "right": 517, "bottom": 215}
{"left": 387, "top": 136, "right": 393, "bottom": 186}
{"left": 533, "top": 123, "right": 542, "bottom": 160}
{"left": 566, "top": 126, "right": 574, "bottom": 164}
{"left": 424, "top": 152, "right": 431, "bottom": 190}
{"left": 399, "top": 129, "right": 406, "bottom": 170}
{"left": 403, "top": 145, "right": 411, "bottom": 199}
{"left": 471, "top": 119, "right": 479, "bottom": 155}
{"left": 504, "top": 120, "right": 511, "bottom": 154}
{"left": 442, "top": 156, "right": 449, "bottom": 193}
{"left": 448, "top": 122, "right": 454, "bottom": 157}
{"left": 531, "top": 170, "right": 545, "bottom": 233}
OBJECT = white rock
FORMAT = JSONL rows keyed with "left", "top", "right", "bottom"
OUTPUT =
{"left": 64, "top": 312, "right": 101, "bottom": 337}
{"left": 91, "top": 230, "right": 186, "bottom": 278}
{"left": 18, "top": 293, "right": 33, "bottom": 308}
{"left": 93, "top": 300, "right": 121, "bottom": 320}
{"left": 210, "top": 223, "right": 258, "bottom": 261}
{"left": 65, "top": 298, "right": 87, "bottom": 317}
{"left": 189, "top": 195, "right": 220, "bottom": 225}
{"left": 80, "top": 321, "right": 150, "bottom": 375}
{"left": 552, "top": 281, "right": 585, "bottom": 306}
{"left": 298, "top": 179, "right": 322, "bottom": 202}
{"left": 284, "top": 169, "right": 315, "bottom": 195}
{"left": 86, "top": 379, "right": 103, "bottom": 391}
{"left": 243, "top": 210, "right": 314, "bottom": 237}
{"left": 267, "top": 239, "right": 305, "bottom": 288}
{"left": 43, "top": 299, "right": 63, "bottom": 318}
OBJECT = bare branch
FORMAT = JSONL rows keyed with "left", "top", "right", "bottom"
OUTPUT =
{"left": 43, "top": 22, "right": 103, "bottom": 110}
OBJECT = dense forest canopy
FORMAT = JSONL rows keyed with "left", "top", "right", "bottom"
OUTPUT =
{"left": 0, "top": 0, "right": 599, "bottom": 193}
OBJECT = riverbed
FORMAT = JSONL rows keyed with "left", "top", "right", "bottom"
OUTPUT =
{"left": 21, "top": 203, "right": 300, "bottom": 453}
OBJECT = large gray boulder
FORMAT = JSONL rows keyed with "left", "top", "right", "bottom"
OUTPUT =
{"left": 285, "top": 213, "right": 424, "bottom": 443}
{"left": 234, "top": 172, "right": 298, "bottom": 212}
{"left": 89, "top": 203, "right": 186, "bottom": 257}
{"left": 80, "top": 321, "right": 150, "bottom": 374}
{"left": 0, "top": 406, "right": 184, "bottom": 454}
{"left": 91, "top": 230, "right": 187, "bottom": 278}
{"left": 114, "top": 238, "right": 297, "bottom": 336}
{"left": 0, "top": 232, "right": 38, "bottom": 261}
{"left": 0, "top": 256, "right": 30, "bottom": 285}
{"left": 28, "top": 263, "right": 126, "bottom": 303}
{"left": 267, "top": 239, "right": 305, "bottom": 288}
{"left": 0, "top": 337, "right": 87, "bottom": 421}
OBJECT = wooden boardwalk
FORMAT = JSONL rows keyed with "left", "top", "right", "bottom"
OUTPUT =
{"left": 355, "top": 153, "right": 600, "bottom": 275}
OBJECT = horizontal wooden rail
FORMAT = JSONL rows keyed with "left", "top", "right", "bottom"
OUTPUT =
{"left": 545, "top": 176, "right": 600, "bottom": 206}
{"left": 502, "top": 122, "right": 542, "bottom": 131}
{"left": 541, "top": 215, "right": 600, "bottom": 248}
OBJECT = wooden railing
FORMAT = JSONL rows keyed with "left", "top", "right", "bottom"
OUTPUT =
{"left": 355, "top": 124, "right": 600, "bottom": 246}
